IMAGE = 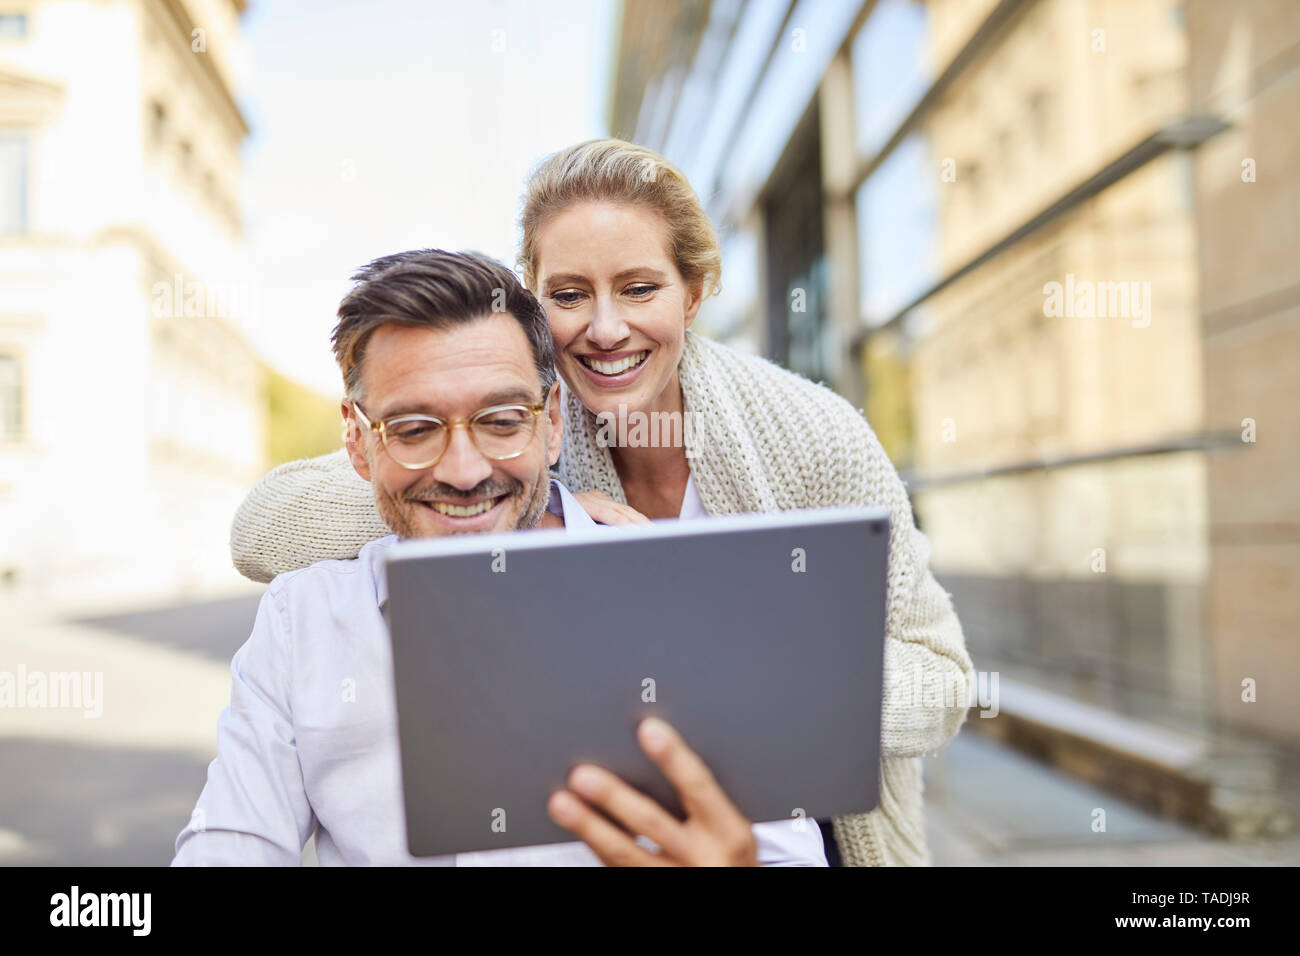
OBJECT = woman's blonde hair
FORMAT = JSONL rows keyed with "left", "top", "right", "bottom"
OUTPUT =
{"left": 518, "top": 138, "right": 722, "bottom": 299}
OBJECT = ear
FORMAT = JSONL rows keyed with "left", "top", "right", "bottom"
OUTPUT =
{"left": 544, "top": 380, "right": 563, "bottom": 468}
{"left": 683, "top": 278, "right": 705, "bottom": 331}
{"left": 342, "top": 401, "right": 372, "bottom": 482}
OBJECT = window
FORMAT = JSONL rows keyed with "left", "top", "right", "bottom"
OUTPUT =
{"left": 963, "top": 159, "right": 984, "bottom": 208}
{"left": 704, "top": 228, "right": 759, "bottom": 340}
{"left": 763, "top": 134, "right": 829, "bottom": 383}
{"left": 851, "top": 0, "right": 930, "bottom": 157}
{"left": 0, "top": 134, "right": 27, "bottom": 233}
{"left": 1027, "top": 89, "right": 1052, "bottom": 147}
{"left": 150, "top": 101, "right": 167, "bottom": 146}
{"left": 0, "top": 353, "right": 21, "bottom": 440}
{"left": 996, "top": 128, "right": 1014, "bottom": 179}
{"left": 0, "top": 14, "right": 27, "bottom": 38}
{"left": 857, "top": 132, "right": 938, "bottom": 325}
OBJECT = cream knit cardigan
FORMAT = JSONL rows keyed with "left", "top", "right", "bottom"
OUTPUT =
{"left": 230, "top": 330, "right": 974, "bottom": 866}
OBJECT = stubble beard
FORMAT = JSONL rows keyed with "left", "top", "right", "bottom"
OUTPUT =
{"left": 515, "top": 469, "right": 551, "bottom": 530}
{"left": 376, "top": 467, "right": 552, "bottom": 539}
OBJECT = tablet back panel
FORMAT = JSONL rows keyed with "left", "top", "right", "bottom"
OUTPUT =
{"left": 385, "top": 507, "right": 890, "bottom": 856}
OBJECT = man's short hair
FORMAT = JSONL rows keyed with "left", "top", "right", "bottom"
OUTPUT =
{"left": 331, "top": 249, "right": 557, "bottom": 402}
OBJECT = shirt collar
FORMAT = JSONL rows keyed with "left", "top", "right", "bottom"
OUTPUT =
{"left": 375, "top": 477, "right": 593, "bottom": 612}
{"left": 547, "top": 477, "right": 596, "bottom": 529}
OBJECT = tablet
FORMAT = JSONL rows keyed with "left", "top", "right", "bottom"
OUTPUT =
{"left": 384, "top": 506, "right": 890, "bottom": 856}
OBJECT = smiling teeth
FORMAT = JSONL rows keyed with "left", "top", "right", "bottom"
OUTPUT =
{"left": 580, "top": 350, "right": 648, "bottom": 375}
{"left": 429, "top": 498, "right": 498, "bottom": 517}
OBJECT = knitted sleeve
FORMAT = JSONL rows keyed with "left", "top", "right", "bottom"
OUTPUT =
{"left": 229, "top": 448, "right": 389, "bottom": 583}
{"left": 695, "top": 338, "right": 975, "bottom": 760}
{"left": 816, "top": 394, "right": 976, "bottom": 760}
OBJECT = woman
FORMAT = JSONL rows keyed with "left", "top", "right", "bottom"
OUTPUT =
{"left": 231, "top": 139, "right": 974, "bottom": 867}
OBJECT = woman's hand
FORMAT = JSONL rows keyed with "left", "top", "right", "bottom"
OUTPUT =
{"left": 573, "top": 490, "right": 651, "bottom": 525}
{"left": 546, "top": 717, "right": 760, "bottom": 867}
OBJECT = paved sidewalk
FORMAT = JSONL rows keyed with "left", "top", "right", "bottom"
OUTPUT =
{"left": 925, "top": 731, "right": 1300, "bottom": 865}
{"left": 0, "top": 597, "right": 257, "bottom": 865}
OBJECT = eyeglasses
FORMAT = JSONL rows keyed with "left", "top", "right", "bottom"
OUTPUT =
{"left": 349, "top": 397, "right": 547, "bottom": 470}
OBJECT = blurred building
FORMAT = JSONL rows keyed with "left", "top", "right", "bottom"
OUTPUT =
{"left": 0, "top": 0, "right": 265, "bottom": 609}
{"left": 610, "top": 0, "right": 1299, "bottom": 769}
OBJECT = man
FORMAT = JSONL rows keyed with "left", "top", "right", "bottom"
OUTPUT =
{"left": 173, "top": 250, "right": 826, "bottom": 866}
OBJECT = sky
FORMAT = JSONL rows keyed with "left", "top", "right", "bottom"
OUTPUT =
{"left": 237, "top": 0, "right": 617, "bottom": 395}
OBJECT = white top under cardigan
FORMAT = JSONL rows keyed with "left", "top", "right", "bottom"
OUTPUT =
{"left": 678, "top": 471, "right": 707, "bottom": 520}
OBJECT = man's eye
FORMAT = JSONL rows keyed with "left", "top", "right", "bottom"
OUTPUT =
{"left": 479, "top": 419, "right": 525, "bottom": 432}
{"left": 390, "top": 421, "right": 442, "bottom": 441}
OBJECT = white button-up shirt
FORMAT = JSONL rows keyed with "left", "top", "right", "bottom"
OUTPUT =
{"left": 173, "top": 479, "right": 826, "bottom": 866}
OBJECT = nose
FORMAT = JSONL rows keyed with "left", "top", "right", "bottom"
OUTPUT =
{"left": 586, "top": 293, "right": 631, "bottom": 351}
{"left": 430, "top": 424, "right": 493, "bottom": 491}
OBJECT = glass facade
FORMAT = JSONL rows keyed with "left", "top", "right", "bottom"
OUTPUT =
{"left": 850, "top": 0, "right": 930, "bottom": 157}
{"left": 856, "top": 131, "right": 938, "bottom": 325}
{"left": 762, "top": 131, "right": 829, "bottom": 383}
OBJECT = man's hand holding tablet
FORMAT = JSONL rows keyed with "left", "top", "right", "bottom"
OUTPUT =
{"left": 548, "top": 717, "right": 760, "bottom": 867}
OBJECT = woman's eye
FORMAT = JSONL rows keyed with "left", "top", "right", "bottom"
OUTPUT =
{"left": 625, "top": 284, "right": 658, "bottom": 297}
{"left": 552, "top": 291, "right": 584, "bottom": 306}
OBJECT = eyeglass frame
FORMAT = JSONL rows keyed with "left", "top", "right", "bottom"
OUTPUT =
{"left": 347, "top": 394, "right": 549, "bottom": 471}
